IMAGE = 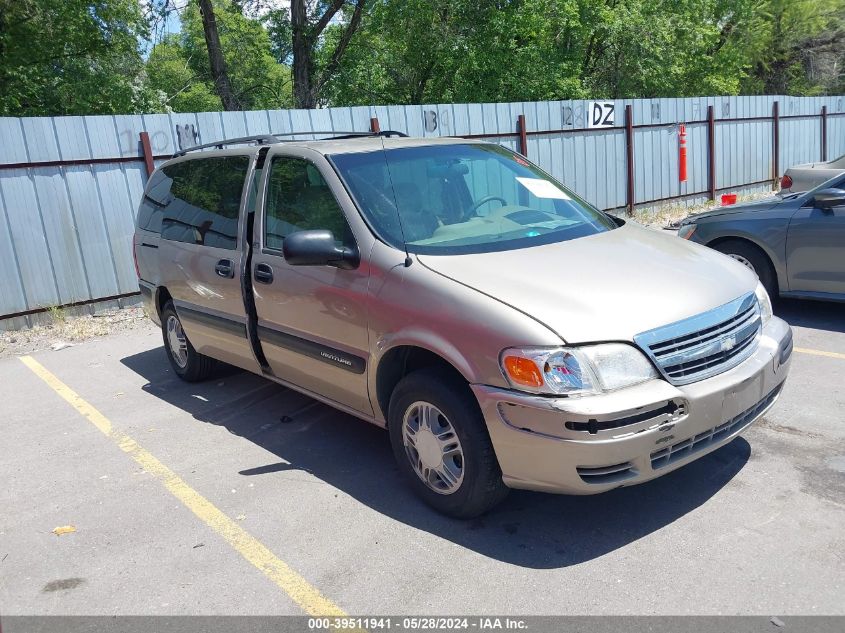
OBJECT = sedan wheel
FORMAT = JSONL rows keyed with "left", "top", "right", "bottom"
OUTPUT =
{"left": 713, "top": 239, "right": 777, "bottom": 300}
{"left": 726, "top": 253, "right": 756, "bottom": 273}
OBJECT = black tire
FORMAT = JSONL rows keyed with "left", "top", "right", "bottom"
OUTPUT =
{"left": 160, "top": 301, "right": 215, "bottom": 382}
{"left": 388, "top": 368, "right": 509, "bottom": 518}
{"left": 712, "top": 239, "right": 778, "bottom": 299}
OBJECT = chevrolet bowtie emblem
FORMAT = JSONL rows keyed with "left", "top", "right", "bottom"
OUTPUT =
{"left": 720, "top": 335, "right": 737, "bottom": 352}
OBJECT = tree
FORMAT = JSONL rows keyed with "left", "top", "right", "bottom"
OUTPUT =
{"left": 740, "top": 0, "right": 845, "bottom": 95}
{"left": 197, "top": 0, "right": 240, "bottom": 110}
{"left": 0, "top": 0, "right": 150, "bottom": 116}
{"left": 323, "top": 0, "right": 843, "bottom": 106}
{"left": 267, "top": 0, "right": 367, "bottom": 109}
{"left": 144, "top": 36, "right": 221, "bottom": 113}
{"left": 579, "top": 0, "right": 756, "bottom": 98}
{"left": 145, "top": 1, "right": 292, "bottom": 113}
{"left": 323, "top": 0, "right": 602, "bottom": 105}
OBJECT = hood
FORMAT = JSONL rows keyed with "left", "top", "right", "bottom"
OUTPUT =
{"left": 417, "top": 222, "right": 757, "bottom": 344}
{"left": 683, "top": 195, "right": 782, "bottom": 222}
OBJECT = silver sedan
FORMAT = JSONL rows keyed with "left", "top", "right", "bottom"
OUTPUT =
{"left": 780, "top": 152, "right": 845, "bottom": 194}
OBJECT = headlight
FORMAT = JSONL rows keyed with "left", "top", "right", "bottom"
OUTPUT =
{"left": 755, "top": 281, "right": 773, "bottom": 324}
{"left": 678, "top": 223, "right": 697, "bottom": 240}
{"left": 500, "top": 344, "right": 658, "bottom": 396}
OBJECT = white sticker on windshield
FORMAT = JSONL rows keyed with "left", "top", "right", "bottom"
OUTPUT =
{"left": 516, "top": 177, "right": 571, "bottom": 200}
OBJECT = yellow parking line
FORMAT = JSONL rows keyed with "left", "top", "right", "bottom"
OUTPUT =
{"left": 19, "top": 355, "right": 346, "bottom": 617}
{"left": 794, "top": 347, "right": 845, "bottom": 361}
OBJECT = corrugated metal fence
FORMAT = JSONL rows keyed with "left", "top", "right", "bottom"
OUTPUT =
{"left": 2, "top": 95, "right": 844, "bottom": 325}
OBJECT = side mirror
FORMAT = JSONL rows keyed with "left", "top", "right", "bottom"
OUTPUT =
{"left": 282, "top": 230, "right": 359, "bottom": 270}
{"left": 812, "top": 188, "right": 845, "bottom": 211}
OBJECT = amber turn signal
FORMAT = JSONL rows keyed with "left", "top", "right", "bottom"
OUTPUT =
{"left": 503, "top": 356, "right": 544, "bottom": 388}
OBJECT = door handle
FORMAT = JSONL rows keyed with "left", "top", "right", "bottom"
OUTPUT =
{"left": 215, "top": 259, "right": 234, "bottom": 278}
{"left": 254, "top": 263, "right": 274, "bottom": 284}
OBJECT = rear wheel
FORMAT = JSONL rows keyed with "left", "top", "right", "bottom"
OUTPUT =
{"left": 388, "top": 368, "right": 508, "bottom": 518}
{"left": 160, "top": 301, "right": 215, "bottom": 382}
{"left": 712, "top": 239, "right": 778, "bottom": 299}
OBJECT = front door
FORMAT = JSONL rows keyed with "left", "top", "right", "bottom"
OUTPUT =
{"left": 787, "top": 181, "right": 845, "bottom": 295}
{"left": 157, "top": 154, "right": 261, "bottom": 373}
{"left": 252, "top": 148, "right": 372, "bottom": 415}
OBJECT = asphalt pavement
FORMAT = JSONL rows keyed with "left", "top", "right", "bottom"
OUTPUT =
{"left": 1, "top": 299, "right": 843, "bottom": 616}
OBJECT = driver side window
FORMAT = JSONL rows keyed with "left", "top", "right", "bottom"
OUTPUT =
{"left": 264, "top": 157, "right": 354, "bottom": 250}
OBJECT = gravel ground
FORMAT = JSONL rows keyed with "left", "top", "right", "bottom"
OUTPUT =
{"left": 0, "top": 307, "right": 156, "bottom": 359}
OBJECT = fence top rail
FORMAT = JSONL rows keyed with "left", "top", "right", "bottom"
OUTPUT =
{"left": 1, "top": 95, "right": 843, "bottom": 170}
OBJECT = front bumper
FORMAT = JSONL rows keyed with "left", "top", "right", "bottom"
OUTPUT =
{"left": 472, "top": 317, "right": 793, "bottom": 494}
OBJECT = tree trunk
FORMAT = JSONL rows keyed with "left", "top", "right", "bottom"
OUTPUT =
{"left": 291, "top": 0, "right": 316, "bottom": 109}
{"left": 197, "top": 0, "right": 240, "bottom": 111}
{"left": 290, "top": 0, "right": 365, "bottom": 109}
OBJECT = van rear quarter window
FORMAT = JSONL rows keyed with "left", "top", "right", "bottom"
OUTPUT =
{"left": 160, "top": 156, "right": 249, "bottom": 249}
{"left": 137, "top": 170, "right": 169, "bottom": 234}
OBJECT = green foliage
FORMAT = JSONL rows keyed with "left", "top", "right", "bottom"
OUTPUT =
{"left": 0, "top": 0, "right": 150, "bottom": 116}
{"left": 145, "top": 36, "right": 221, "bottom": 113}
{"left": 144, "top": 0, "right": 292, "bottom": 112}
{"left": 0, "top": 0, "right": 842, "bottom": 116}
{"left": 324, "top": 0, "right": 845, "bottom": 105}
{"left": 739, "top": 0, "right": 845, "bottom": 95}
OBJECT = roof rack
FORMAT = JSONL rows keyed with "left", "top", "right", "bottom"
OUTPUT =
{"left": 172, "top": 134, "right": 278, "bottom": 157}
{"left": 173, "top": 130, "right": 409, "bottom": 157}
{"left": 327, "top": 130, "right": 408, "bottom": 140}
{"left": 274, "top": 130, "right": 408, "bottom": 140}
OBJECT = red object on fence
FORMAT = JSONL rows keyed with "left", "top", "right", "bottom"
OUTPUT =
{"left": 369, "top": 117, "right": 380, "bottom": 133}
{"left": 721, "top": 193, "right": 737, "bottom": 206}
{"left": 678, "top": 124, "right": 687, "bottom": 183}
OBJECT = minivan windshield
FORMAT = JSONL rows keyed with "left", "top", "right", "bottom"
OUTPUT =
{"left": 329, "top": 143, "right": 617, "bottom": 255}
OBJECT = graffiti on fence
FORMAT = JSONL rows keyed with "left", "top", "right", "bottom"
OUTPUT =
{"left": 176, "top": 124, "right": 200, "bottom": 150}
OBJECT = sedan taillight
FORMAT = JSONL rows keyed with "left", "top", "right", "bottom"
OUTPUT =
{"left": 780, "top": 174, "right": 793, "bottom": 190}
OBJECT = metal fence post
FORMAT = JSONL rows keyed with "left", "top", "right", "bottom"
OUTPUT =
{"left": 772, "top": 101, "right": 780, "bottom": 189}
{"left": 517, "top": 114, "right": 528, "bottom": 157}
{"left": 370, "top": 117, "right": 380, "bottom": 133}
{"left": 625, "top": 105, "right": 634, "bottom": 216}
{"left": 821, "top": 105, "right": 828, "bottom": 162}
{"left": 707, "top": 105, "right": 716, "bottom": 201}
{"left": 139, "top": 132, "right": 154, "bottom": 179}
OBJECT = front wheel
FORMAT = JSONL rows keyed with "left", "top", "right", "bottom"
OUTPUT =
{"left": 388, "top": 368, "right": 508, "bottom": 518}
{"left": 160, "top": 301, "right": 215, "bottom": 382}
{"left": 713, "top": 239, "right": 778, "bottom": 299}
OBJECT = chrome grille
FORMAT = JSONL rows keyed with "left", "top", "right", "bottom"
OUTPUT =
{"left": 635, "top": 293, "right": 761, "bottom": 385}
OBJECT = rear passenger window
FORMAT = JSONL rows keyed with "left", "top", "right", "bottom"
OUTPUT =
{"left": 264, "top": 157, "right": 353, "bottom": 250}
{"left": 160, "top": 156, "right": 249, "bottom": 250}
{"left": 137, "top": 170, "right": 169, "bottom": 234}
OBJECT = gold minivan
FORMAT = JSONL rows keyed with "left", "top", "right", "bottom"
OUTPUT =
{"left": 135, "top": 132, "right": 793, "bottom": 517}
